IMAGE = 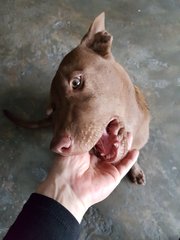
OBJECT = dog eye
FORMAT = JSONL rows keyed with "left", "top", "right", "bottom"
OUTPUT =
{"left": 71, "top": 77, "right": 82, "bottom": 89}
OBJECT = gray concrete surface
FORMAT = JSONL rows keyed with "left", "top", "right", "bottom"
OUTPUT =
{"left": 0, "top": 0, "right": 180, "bottom": 239}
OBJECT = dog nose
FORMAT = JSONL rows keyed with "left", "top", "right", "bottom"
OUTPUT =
{"left": 50, "top": 136, "right": 72, "bottom": 154}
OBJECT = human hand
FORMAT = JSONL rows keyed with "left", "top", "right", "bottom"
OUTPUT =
{"left": 36, "top": 133, "right": 139, "bottom": 223}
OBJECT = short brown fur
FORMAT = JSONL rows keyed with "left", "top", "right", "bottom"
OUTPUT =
{"left": 4, "top": 13, "right": 150, "bottom": 184}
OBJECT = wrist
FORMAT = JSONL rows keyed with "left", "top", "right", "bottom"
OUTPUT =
{"left": 36, "top": 180, "right": 87, "bottom": 223}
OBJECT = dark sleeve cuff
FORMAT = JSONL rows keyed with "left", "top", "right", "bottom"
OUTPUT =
{"left": 4, "top": 193, "right": 80, "bottom": 240}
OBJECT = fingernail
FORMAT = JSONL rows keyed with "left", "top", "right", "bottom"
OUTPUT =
{"left": 127, "top": 132, "right": 133, "bottom": 150}
{"left": 132, "top": 149, "right": 139, "bottom": 162}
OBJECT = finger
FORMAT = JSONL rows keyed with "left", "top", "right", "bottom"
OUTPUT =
{"left": 116, "top": 150, "right": 139, "bottom": 180}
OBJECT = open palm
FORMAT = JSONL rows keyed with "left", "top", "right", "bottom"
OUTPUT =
{"left": 68, "top": 150, "right": 139, "bottom": 209}
{"left": 37, "top": 134, "right": 139, "bottom": 223}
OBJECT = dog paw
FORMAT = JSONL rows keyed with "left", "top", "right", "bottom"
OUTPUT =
{"left": 128, "top": 163, "right": 146, "bottom": 185}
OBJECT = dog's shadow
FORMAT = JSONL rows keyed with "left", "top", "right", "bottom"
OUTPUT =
{"left": 0, "top": 69, "right": 54, "bottom": 180}
{"left": 0, "top": 70, "right": 54, "bottom": 155}
{"left": 1, "top": 60, "right": 55, "bottom": 117}
{"left": 1, "top": 83, "right": 50, "bottom": 121}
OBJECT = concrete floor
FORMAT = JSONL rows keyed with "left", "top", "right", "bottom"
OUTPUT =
{"left": 0, "top": 0, "right": 180, "bottom": 239}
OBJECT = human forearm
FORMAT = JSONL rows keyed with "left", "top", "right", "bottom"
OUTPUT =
{"left": 4, "top": 193, "right": 80, "bottom": 240}
{"left": 36, "top": 177, "right": 87, "bottom": 223}
{"left": 36, "top": 149, "right": 139, "bottom": 224}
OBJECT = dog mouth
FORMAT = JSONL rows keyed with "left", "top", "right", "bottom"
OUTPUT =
{"left": 93, "top": 119, "right": 128, "bottom": 163}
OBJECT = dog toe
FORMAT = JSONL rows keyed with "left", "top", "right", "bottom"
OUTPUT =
{"left": 128, "top": 163, "right": 146, "bottom": 185}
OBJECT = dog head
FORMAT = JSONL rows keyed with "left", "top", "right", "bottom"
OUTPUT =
{"left": 49, "top": 13, "right": 128, "bottom": 162}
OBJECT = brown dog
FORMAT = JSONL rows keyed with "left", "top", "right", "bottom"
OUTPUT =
{"left": 4, "top": 13, "right": 150, "bottom": 184}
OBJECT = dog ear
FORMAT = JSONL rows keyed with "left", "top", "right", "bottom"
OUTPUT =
{"left": 81, "top": 12, "right": 113, "bottom": 58}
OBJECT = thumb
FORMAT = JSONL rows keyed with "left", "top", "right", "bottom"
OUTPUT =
{"left": 116, "top": 150, "right": 139, "bottom": 181}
